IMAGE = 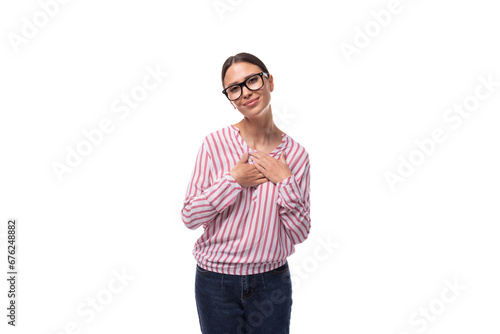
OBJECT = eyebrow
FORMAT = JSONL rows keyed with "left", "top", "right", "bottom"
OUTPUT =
{"left": 226, "top": 73, "right": 259, "bottom": 87}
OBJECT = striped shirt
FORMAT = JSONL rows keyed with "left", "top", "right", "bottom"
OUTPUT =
{"left": 181, "top": 124, "right": 311, "bottom": 275}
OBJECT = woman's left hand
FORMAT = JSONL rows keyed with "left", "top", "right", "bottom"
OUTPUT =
{"left": 250, "top": 151, "right": 292, "bottom": 184}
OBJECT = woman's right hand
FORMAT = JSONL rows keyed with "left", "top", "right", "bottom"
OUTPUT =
{"left": 230, "top": 152, "right": 269, "bottom": 187}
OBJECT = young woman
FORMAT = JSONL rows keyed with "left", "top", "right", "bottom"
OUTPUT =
{"left": 181, "top": 52, "right": 311, "bottom": 334}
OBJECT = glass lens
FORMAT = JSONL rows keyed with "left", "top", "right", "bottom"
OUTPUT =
{"left": 227, "top": 85, "right": 241, "bottom": 100}
{"left": 246, "top": 74, "right": 263, "bottom": 90}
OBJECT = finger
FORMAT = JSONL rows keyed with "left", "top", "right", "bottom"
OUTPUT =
{"left": 250, "top": 151, "right": 267, "bottom": 160}
{"left": 254, "top": 160, "right": 268, "bottom": 171}
{"left": 250, "top": 151, "right": 267, "bottom": 161}
{"left": 254, "top": 173, "right": 267, "bottom": 180}
{"left": 256, "top": 178, "right": 269, "bottom": 185}
{"left": 248, "top": 166, "right": 266, "bottom": 176}
{"left": 280, "top": 152, "right": 286, "bottom": 163}
{"left": 253, "top": 161, "right": 267, "bottom": 174}
{"left": 256, "top": 155, "right": 275, "bottom": 168}
{"left": 254, "top": 171, "right": 267, "bottom": 178}
{"left": 240, "top": 152, "right": 249, "bottom": 163}
{"left": 255, "top": 157, "right": 271, "bottom": 169}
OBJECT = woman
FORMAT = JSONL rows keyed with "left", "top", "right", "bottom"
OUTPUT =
{"left": 181, "top": 52, "right": 311, "bottom": 334}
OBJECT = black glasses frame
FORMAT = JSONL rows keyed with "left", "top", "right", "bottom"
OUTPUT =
{"left": 222, "top": 72, "right": 269, "bottom": 101}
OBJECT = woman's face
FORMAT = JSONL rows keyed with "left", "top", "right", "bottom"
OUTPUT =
{"left": 223, "top": 61, "right": 274, "bottom": 115}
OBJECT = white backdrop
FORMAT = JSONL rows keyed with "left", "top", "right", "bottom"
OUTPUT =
{"left": 1, "top": 0, "right": 499, "bottom": 333}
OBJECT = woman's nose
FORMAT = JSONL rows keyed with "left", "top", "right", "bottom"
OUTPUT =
{"left": 241, "top": 85, "right": 253, "bottom": 98}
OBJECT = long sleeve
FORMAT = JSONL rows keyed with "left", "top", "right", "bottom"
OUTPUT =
{"left": 181, "top": 139, "right": 243, "bottom": 230}
{"left": 275, "top": 153, "right": 311, "bottom": 245}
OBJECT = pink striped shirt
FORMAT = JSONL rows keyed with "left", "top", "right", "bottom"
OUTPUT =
{"left": 181, "top": 124, "right": 311, "bottom": 275}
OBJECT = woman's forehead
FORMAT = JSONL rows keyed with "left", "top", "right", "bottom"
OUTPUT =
{"left": 224, "top": 62, "right": 262, "bottom": 85}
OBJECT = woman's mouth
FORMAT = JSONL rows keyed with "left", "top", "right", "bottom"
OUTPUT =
{"left": 244, "top": 97, "right": 259, "bottom": 107}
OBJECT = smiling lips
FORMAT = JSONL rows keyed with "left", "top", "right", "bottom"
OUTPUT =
{"left": 244, "top": 97, "right": 259, "bottom": 107}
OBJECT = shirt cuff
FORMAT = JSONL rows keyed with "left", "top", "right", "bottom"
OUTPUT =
{"left": 276, "top": 174, "right": 295, "bottom": 189}
{"left": 275, "top": 175, "right": 301, "bottom": 212}
{"left": 224, "top": 171, "right": 242, "bottom": 188}
{"left": 204, "top": 171, "right": 243, "bottom": 213}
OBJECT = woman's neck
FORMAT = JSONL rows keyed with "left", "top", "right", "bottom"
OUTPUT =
{"left": 234, "top": 106, "right": 283, "bottom": 149}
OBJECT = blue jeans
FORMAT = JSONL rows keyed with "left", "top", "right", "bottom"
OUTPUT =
{"left": 195, "top": 261, "right": 293, "bottom": 334}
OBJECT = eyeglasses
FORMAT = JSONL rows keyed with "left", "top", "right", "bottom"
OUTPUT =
{"left": 222, "top": 72, "right": 269, "bottom": 101}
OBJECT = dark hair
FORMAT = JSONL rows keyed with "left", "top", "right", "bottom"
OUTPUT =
{"left": 221, "top": 52, "right": 269, "bottom": 88}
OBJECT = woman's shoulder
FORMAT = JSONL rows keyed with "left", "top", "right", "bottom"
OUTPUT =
{"left": 283, "top": 132, "right": 309, "bottom": 156}
{"left": 200, "top": 124, "right": 236, "bottom": 146}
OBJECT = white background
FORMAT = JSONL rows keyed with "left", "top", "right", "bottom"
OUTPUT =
{"left": 1, "top": 0, "right": 499, "bottom": 333}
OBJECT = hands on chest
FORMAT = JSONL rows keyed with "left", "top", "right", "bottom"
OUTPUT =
{"left": 230, "top": 151, "right": 292, "bottom": 187}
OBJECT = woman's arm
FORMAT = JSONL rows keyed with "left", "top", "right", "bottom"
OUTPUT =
{"left": 181, "top": 139, "right": 243, "bottom": 230}
{"left": 275, "top": 153, "right": 311, "bottom": 245}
